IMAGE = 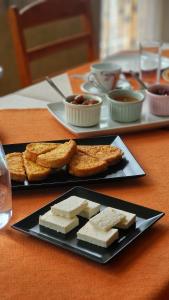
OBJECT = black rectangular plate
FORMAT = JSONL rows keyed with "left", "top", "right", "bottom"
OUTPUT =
{"left": 12, "top": 186, "right": 164, "bottom": 264}
{"left": 3, "top": 135, "right": 145, "bottom": 190}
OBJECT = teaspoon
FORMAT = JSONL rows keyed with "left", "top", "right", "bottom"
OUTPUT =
{"left": 46, "top": 76, "right": 67, "bottom": 101}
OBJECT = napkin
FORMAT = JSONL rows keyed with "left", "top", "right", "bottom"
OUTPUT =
{"left": 16, "top": 73, "right": 72, "bottom": 102}
{"left": 0, "top": 73, "right": 72, "bottom": 109}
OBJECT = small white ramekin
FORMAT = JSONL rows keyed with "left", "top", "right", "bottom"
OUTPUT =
{"left": 146, "top": 84, "right": 169, "bottom": 116}
{"left": 105, "top": 89, "right": 144, "bottom": 123}
{"left": 64, "top": 94, "right": 103, "bottom": 127}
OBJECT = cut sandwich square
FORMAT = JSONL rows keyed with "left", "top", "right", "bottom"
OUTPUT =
{"left": 89, "top": 207, "right": 125, "bottom": 231}
{"left": 39, "top": 210, "right": 79, "bottom": 234}
{"left": 51, "top": 196, "right": 88, "bottom": 218}
{"left": 113, "top": 208, "right": 136, "bottom": 229}
{"left": 77, "top": 221, "right": 119, "bottom": 248}
{"left": 79, "top": 200, "right": 101, "bottom": 219}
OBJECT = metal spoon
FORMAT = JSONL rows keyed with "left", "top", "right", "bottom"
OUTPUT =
{"left": 46, "top": 76, "right": 67, "bottom": 100}
{"left": 129, "top": 71, "right": 147, "bottom": 90}
{"left": 46, "top": 76, "right": 84, "bottom": 103}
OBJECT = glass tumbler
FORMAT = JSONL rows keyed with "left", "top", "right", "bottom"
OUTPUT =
{"left": 0, "top": 144, "right": 12, "bottom": 229}
{"left": 139, "top": 40, "right": 162, "bottom": 85}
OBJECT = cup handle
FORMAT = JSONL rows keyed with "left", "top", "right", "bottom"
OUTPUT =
{"left": 88, "top": 73, "right": 108, "bottom": 92}
{"left": 88, "top": 73, "right": 101, "bottom": 89}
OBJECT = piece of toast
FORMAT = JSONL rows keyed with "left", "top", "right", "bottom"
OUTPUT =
{"left": 5, "top": 152, "right": 26, "bottom": 182}
{"left": 25, "top": 142, "right": 60, "bottom": 162}
{"left": 23, "top": 152, "right": 51, "bottom": 181}
{"left": 36, "top": 140, "right": 77, "bottom": 168}
{"left": 77, "top": 145, "right": 123, "bottom": 166}
{"left": 68, "top": 151, "right": 108, "bottom": 177}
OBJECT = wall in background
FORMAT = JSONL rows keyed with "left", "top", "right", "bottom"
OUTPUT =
{"left": 100, "top": 0, "right": 138, "bottom": 58}
{"left": 138, "top": 0, "right": 169, "bottom": 42}
{"left": 0, "top": 0, "right": 101, "bottom": 96}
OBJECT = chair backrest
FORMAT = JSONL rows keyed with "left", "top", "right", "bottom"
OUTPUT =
{"left": 8, "top": 0, "right": 97, "bottom": 87}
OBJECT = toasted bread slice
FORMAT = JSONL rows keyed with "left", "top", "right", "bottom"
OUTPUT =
{"left": 68, "top": 151, "right": 108, "bottom": 177}
{"left": 77, "top": 145, "right": 123, "bottom": 166}
{"left": 25, "top": 142, "right": 60, "bottom": 162}
{"left": 23, "top": 152, "right": 51, "bottom": 181}
{"left": 6, "top": 152, "right": 26, "bottom": 182}
{"left": 36, "top": 140, "right": 77, "bottom": 168}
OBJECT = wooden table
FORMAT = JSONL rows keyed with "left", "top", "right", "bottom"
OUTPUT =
{"left": 0, "top": 63, "right": 169, "bottom": 300}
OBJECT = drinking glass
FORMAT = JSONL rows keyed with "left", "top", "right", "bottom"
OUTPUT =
{"left": 139, "top": 41, "right": 162, "bottom": 85}
{"left": 0, "top": 144, "right": 12, "bottom": 229}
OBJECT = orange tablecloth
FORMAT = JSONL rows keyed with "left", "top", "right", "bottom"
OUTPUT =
{"left": 0, "top": 66, "right": 169, "bottom": 300}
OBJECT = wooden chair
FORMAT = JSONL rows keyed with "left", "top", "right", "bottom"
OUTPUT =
{"left": 8, "top": 0, "right": 97, "bottom": 87}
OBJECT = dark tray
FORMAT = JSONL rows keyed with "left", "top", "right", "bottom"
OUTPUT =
{"left": 11, "top": 186, "right": 164, "bottom": 264}
{"left": 3, "top": 135, "right": 145, "bottom": 190}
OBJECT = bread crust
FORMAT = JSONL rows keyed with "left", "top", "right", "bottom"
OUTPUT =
{"left": 6, "top": 141, "right": 122, "bottom": 182}
{"left": 25, "top": 143, "right": 60, "bottom": 162}
{"left": 77, "top": 145, "right": 123, "bottom": 166}
{"left": 68, "top": 152, "right": 108, "bottom": 177}
{"left": 6, "top": 152, "right": 26, "bottom": 182}
{"left": 36, "top": 140, "right": 77, "bottom": 168}
{"left": 23, "top": 152, "right": 51, "bottom": 181}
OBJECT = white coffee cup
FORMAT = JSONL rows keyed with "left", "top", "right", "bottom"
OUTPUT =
{"left": 88, "top": 62, "right": 121, "bottom": 92}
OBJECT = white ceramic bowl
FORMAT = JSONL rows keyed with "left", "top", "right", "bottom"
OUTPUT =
{"left": 64, "top": 94, "right": 103, "bottom": 127}
{"left": 146, "top": 84, "right": 169, "bottom": 116}
{"left": 105, "top": 89, "right": 144, "bottom": 123}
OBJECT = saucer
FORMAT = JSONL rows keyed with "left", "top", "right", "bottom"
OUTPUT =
{"left": 81, "top": 79, "right": 131, "bottom": 95}
{"left": 104, "top": 52, "right": 169, "bottom": 73}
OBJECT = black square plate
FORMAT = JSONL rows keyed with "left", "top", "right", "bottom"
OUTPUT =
{"left": 12, "top": 186, "right": 164, "bottom": 264}
{"left": 3, "top": 135, "right": 145, "bottom": 190}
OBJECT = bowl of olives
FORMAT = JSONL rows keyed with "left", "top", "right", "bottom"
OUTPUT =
{"left": 64, "top": 94, "right": 103, "bottom": 127}
{"left": 146, "top": 84, "right": 169, "bottom": 116}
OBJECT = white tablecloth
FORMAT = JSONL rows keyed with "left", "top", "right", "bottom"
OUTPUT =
{"left": 0, "top": 73, "right": 72, "bottom": 109}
